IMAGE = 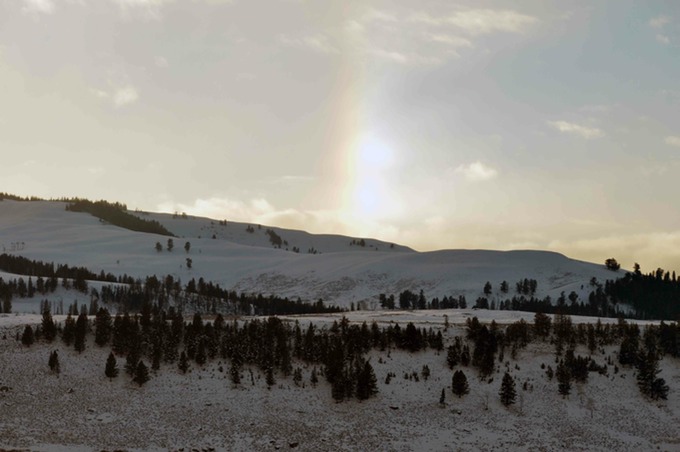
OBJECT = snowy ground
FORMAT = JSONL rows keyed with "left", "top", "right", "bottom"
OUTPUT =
{"left": 1, "top": 310, "right": 679, "bottom": 452}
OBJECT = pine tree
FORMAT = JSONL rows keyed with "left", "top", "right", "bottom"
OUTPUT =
{"left": 451, "top": 370, "right": 470, "bottom": 398}
{"left": 48, "top": 350, "right": 60, "bottom": 374}
{"left": 74, "top": 312, "right": 88, "bottom": 353}
{"left": 62, "top": 313, "right": 75, "bottom": 346}
{"left": 557, "top": 360, "right": 571, "bottom": 397}
{"left": 21, "top": 325, "right": 34, "bottom": 346}
{"left": 637, "top": 349, "right": 669, "bottom": 400}
{"left": 356, "top": 360, "right": 378, "bottom": 400}
{"left": 439, "top": 388, "right": 446, "bottom": 407}
{"left": 133, "top": 361, "right": 150, "bottom": 386}
{"left": 94, "top": 308, "right": 112, "bottom": 346}
{"left": 266, "top": 366, "right": 275, "bottom": 388}
{"left": 125, "top": 350, "right": 139, "bottom": 377}
{"left": 178, "top": 351, "right": 189, "bottom": 374}
{"left": 42, "top": 307, "right": 57, "bottom": 342}
{"left": 105, "top": 352, "right": 119, "bottom": 381}
{"left": 499, "top": 372, "right": 517, "bottom": 407}
{"left": 310, "top": 367, "right": 318, "bottom": 387}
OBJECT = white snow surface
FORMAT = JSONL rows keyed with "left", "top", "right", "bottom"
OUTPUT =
{"left": 0, "top": 310, "right": 678, "bottom": 451}
{"left": 0, "top": 200, "right": 623, "bottom": 309}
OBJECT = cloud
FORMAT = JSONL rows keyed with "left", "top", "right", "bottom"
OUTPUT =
{"left": 347, "top": 6, "right": 538, "bottom": 66}
{"left": 113, "top": 86, "right": 139, "bottom": 107}
{"left": 444, "top": 9, "right": 539, "bottom": 35}
{"left": 21, "top": 0, "right": 55, "bottom": 15}
{"left": 649, "top": 15, "right": 671, "bottom": 29}
{"left": 110, "top": 0, "right": 169, "bottom": 20}
{"left": 547, "top": 120, "right": 604, "bottom": 139}
{"left": 279, "top": 34, "right": 339, "bottom": 54}
{"left": 455, "top": 161, "right": 499, "bottom": 182}
{"left": 656, "top": 34, "right": 671, "bottom": 45}
{"left": 665, "top": 136, "right": 680, "bottom": 147}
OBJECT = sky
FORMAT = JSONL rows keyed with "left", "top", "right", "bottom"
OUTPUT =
{"left": 1, "top": 0, "right": 680, "bottom": 273}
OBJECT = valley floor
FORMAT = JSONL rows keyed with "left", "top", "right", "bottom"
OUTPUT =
{"left": 1, "top": 312, "right": 679, "bottom": 451}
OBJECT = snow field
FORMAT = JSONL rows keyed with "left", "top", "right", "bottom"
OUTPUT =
{"left": 1, "top": 312, "right": 679, "bottom": 451}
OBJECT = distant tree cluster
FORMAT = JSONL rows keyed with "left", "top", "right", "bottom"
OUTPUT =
{"left": 66, "top": 199, "right": 174, "bottom": 237}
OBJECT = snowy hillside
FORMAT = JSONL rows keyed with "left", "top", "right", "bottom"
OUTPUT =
{"left": 0, "top": 199, "right": 623, "bottom": 309}
{"left": 0, "top": 310, "right": 678, "bottom": 451}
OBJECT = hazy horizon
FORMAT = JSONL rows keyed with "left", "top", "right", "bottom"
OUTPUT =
{"left": 1, "top": 0, "right": 679, "bottom": 273}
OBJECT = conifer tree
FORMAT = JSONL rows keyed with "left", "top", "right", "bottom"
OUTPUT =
{"left": 356, "top": 360, "right": 378, "bottom": 400}
{"left": 310, "top": 367, "right": 318, "bottom": 387}
{"left": 48, "top": 350, "right": 60, "bottom": 374}
{"left": 62, "top": 313, "right": 75, "bottom": 346}
{"left": 125, "top": 350, "right": 140, "bottom": 376}
{"left": 178, "top": 351, "right": 189, "bottom": 374}
{"left": 21, "top": 325, "right": 34, "bottom": 346}
{"left": 266, "top": 366, "right": 275, "bottom": 388}
{"left": 42, "top": 307, "right": 57, "bottom": 342}
{"left": 499, "top": 372, "right": 517, "bottom": 407}
{"left": 557, "top": 360, "right": 571, "bottom": 397}
{"left": 133, "top": 360, "right": 150, "bottom": 386}
{"left": 74, "top": 312, "right": 88, "bottom": 353}
{"left": 637, "top": 349, "right": 669, "bottom": 400}
{"left": 439, "top": 388, "right": 446, "bottom": 406}
{"left": 451, "top": 370, "right": 470, "bottom": 398}
{"left": 94, "top": 308, "right": 112, "bottom": 346}
{"left": 105, "top": 352, "right": 118, "bottom": 381}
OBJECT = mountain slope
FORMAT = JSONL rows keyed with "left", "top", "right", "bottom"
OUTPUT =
{"left": 0, "top": 199, "right": 622, "bottom": 308}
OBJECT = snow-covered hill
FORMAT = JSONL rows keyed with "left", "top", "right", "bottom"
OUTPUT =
{"left": 0, "top": 199, "right": 622, "bottom": 308}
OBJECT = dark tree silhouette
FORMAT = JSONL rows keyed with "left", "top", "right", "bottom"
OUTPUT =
{"left": 133, "top": 361, "right": 150, "bottom": 386}
{"left": 48, "top": 350, "right": 60, "bottom": 374}
{"left": 451, "top": 370, "right": 469, "bottom": 398}
{"left": 21, "top": 325, "right": 34, "bottom": 346}
{"left": 499, "top": 372, "right": 516, "bottom": 407}
{"left": 105, "top": 352, "right": 119, "bottom": 381}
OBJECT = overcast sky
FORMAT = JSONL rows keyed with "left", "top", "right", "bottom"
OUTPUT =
{"left": 2, "top": 0, "right": 680, "bottom": 272}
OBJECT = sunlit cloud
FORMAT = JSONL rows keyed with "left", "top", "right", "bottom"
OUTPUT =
{"left": 21, "top": 0, "right": 55, "bottom": 15}
{"left": 547, "top": 120, "right": 604, "bottom": 139}
{"left": 349, "top": 6, "right": 538, "bottom": 66}
{"left": 656, "top": 34, "right": 671, "bottom": 45}
{"left": 455, "top": 161, "right": 498, "bottom": 182}
{"left": 649, "top": 15, "right": 671, "bottom": 29}
{"left": 665, "top": 136, "right": 680, "bottom": 147}
{"left": 445, "top": 9, "right": 538, "bottom": 35}
{"left": 113, "top": 86, "right": 139, "bottom": 107}
{"left": 278, "top": 34, "right": 339, "bottom": 54}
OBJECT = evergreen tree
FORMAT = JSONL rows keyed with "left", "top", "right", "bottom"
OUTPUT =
{"left": 21, "top": 325, "right": 34, "bottom": 346}
{"left": 451, "top": 370, "right": 469, "bottom": 398}
{"left": 637, "top": 349, "right": 669, "bottom": 400}
{"left": 74, "top": 312, "right": 88, "bottom": 353}
{"left": 62, "top": 313, "right": 75, "bottom": 346}
{"left": 499, "top": 372, "right": 516, "bottom": 407}
{"left": 94, "top": 308, "right": 112, "bottom": 346}
{"left": 310, "top": 367, "right": 318, "bottom": 387}
{"left": 178, "top": 351, "right": 189, "bottom": 374}
{"left": 266, "top": 366, "right": 276, "bottom": 388}
{"left": 133, "top": 361, "right": 150, "bottom": 386}
{"left": 125, "top": 350, "right": 140, "bottom": 376}
{"left": 195, "top": 338, "right": 207, "bottom": 365}
{"left": 42, "top": 307, "right": 57, "bottom": 342}
{"left": 48, "top": 350, "right": 60, "bottom": 374}
{"left": 439, "top": 388, "right": 446, "bottom": 407}
{"left": 356, "top": 360, "right": 378, "bottom": 400}
{"left": 105, "top": 352, "right": 118, "bottom": 381}
{"left": 557, "top": 360, "right": 571, "bottom": 397}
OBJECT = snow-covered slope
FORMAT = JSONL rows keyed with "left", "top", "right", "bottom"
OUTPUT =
{"left": 0, "top": 200, "right": 622, "bottom": 308}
